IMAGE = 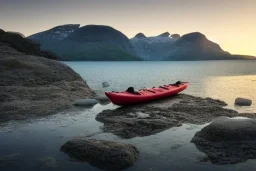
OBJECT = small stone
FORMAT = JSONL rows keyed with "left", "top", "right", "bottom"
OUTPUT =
{"left": 235, "top": 98, "right": 252, "bottom": 106}
{"left": 102, "top": 81, "right": 110, "bottom": 88}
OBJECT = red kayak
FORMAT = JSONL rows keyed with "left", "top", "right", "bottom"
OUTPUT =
{"left": 105, "top": 82, "right": 188, "bottom": 105}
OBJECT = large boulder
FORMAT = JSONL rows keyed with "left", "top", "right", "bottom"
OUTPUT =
{"left": 192, "top": 117, "right": 256, "bottom": 164}
{"left": 61, "top": 138, "right": 139, "bottom": 170}
{"left": 0, "top": 43, "right": 94, "bottom": 122}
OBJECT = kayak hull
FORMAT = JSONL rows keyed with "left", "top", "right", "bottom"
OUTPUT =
{"left": 105, "top": 83, "right": 188, "bottom": 105}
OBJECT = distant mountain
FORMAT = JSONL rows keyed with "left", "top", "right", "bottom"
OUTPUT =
{"left": 134, "top": 33, "right": 147, "bottom": 39}
{"left": 157, "top": 32, "right": 170, "bottom": 37}
{"left": 131, "top": 32, "right": 255, "bottom": 61}
{"left": 27, "top": 24, "right": 255, "bottom": 61}
{"left": 27, "top": 24, "right": 80, "bottom": 52}
{"left": 166, "top": 32, "right": 232, "bottom": 60}
{"left": 28, "top": 25, "right": 140, "bottom": 61}
{"left": 170, "top": 34, "right": 180, "bottom": 39}
{"left": 0, "top": 28, "right": 59, "bottom": 60}
{"left": 130, "top": 32, "right": 176, "bottom": 60}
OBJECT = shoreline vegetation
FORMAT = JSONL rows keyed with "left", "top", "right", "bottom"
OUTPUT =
{"left": 1, "top": 27, "right": 256, "bottom": 170}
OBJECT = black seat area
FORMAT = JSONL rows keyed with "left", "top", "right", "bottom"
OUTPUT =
{"left": 126, "top": 87, "right": 141, "bottom": 95}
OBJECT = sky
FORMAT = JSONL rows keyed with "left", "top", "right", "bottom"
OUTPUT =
{"left": 1, "top": 0, "right": 256, "bottom": 56}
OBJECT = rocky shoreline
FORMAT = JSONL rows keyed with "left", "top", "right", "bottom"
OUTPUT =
{"left": 1, "top": 30, "right": 256, "bottom": 170}
{"left": 96, "top": 94, "right": 239, "bottom": 138}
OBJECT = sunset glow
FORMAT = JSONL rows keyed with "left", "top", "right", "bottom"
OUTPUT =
{"left": 1, "top": 0, "right": 255, "bottom": 56}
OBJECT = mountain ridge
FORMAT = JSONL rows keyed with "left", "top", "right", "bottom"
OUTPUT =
{"left": 27, "top": 24, "right": 255, "bottom": 61}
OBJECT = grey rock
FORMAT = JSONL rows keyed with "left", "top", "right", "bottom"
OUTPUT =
{"left": 0, "top": 43, "right": 94, "bottom": 122}
{"left": 235, "top": 97, "right": 252, "bottom": 106}
{"left": 192, "top": 117, "right": 256, "bottom": 164}
{"left": 61, "top": 138, "right": 139, "bottom": 170}
{"left": 102, "top": 81, "right": 110, "bottom": 88}
{"left": 96, "top": 94, "right": 239, "bottom": 139}
{"left": 73, "top": 99, "right": 99, "bottom": 107}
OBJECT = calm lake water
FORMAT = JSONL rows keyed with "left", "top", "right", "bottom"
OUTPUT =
{"left": 0, "top": 60, "right": 256, "bottom": 171}
{"left": 66, "top": 60, "right": 256, "bottom": 112}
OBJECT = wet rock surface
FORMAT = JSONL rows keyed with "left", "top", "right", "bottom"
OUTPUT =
{"left": 0, "top": 43, "right": 94, "bottom": 122}
{"left": 96, "top": 94, "right": 239, "bottom": 138}
{"left": 61, "top": 138, "right": 139, "bottom": 170}
{"left": 192, "top": 117, "right": 256, "bottom": 164}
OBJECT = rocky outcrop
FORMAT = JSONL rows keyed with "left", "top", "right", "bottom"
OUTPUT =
{"left": 96, "top": 94, "right": 239, "bottom": 138}
{"left": 192, "top": 117, "right": 256, "bottom": 164}
{"left": 0, "top": 43, "right": 94, "bottom": 122}
{"left": 61, "top": 138, "right": 139, "bottom": 170}
{"left": 134, "top": 33, "right": 147, "bottom": 39}
{"left": 0, "top": 29, "right": 59, "bottom": 60}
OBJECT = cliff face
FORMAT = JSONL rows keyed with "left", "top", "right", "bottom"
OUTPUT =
{"left": 0, "top": 42, "right": 94, "bottom": 122}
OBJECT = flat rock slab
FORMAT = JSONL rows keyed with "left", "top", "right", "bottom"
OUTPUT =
{"left": 96, "top": 94, "right": 239, "bottom": 139}
{"left": 61, "top": 139, "right": 139, "bottom": 171}
{"left": 192, "top": 117, "right": 256, "bottom": 164}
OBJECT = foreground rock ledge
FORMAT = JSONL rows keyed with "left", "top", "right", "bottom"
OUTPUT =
{"left": 0, "top": 43, "right": 93, "bottom": 122}
{"left": 61, "top": 139, "right": 139, "bottom": 170}
{"left": 96, "top": 94, "right": 239, "bottom": 138}
{"left": 192, "top": 117, "right": 256, "bottom": 164}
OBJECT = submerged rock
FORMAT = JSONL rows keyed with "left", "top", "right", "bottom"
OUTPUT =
{"left": 0, "top": 153, "right": 22, "bottom": 163}
{"left": 96, "top": 94, "right": 239, "bottom": 138}
{"left": 39, "top": 157, "right": 57, "bottom": 168}
{"left": 61, "top": 138, "right": 139, "bottom": 170}
{"left": 235, "top": 97, "right": 252, "bottom": 106}
{"left": 192, "top": 117, "right": 256, "bottom": 164}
